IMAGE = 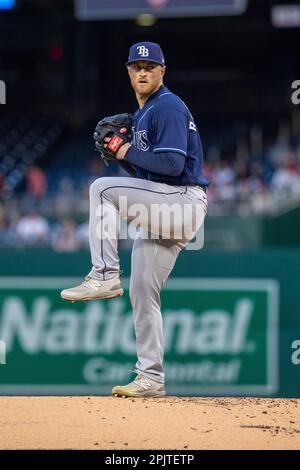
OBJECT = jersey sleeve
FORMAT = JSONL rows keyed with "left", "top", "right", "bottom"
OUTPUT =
{"left": 153, "top": 108, "right": 188, "bottom": 157}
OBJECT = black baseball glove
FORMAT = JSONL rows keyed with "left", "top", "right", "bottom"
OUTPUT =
{"left": 93, "top": 113, "right": 133, "bottom": 165}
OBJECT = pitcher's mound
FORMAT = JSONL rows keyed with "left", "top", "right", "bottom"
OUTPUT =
{"left": 0, "top": 396, "right": 299, "bottom": 449}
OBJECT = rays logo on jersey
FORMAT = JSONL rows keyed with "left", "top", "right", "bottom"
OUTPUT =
{"left": 132, "top": 128, "right": 149, "bottom": 151}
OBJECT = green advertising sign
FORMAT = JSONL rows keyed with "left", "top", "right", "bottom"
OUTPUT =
{"left": 0, "top": 277, "right": 279, "bottom": 395}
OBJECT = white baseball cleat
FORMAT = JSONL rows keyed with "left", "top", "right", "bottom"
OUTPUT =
{"left": 60, "top": 275, "right": 123, "bottom": 302}
{"left": 112, "top": 373, "right": 166, "bottom": 398}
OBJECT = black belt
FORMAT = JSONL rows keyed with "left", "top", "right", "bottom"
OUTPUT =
{"left": 188, "top": 185, "right": 207, "bottom": 193}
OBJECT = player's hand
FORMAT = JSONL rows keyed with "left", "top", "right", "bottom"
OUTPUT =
{"left": 116, "top": 142, "right": 131, "bottom": 160}
{"left": 103, "top": 137, "right": 131, "bottom": 160}
{"left": 94, "top": 113, "right": 133, "bottom": 163}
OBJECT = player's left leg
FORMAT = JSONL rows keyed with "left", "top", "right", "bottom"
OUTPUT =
{"left": 61, "top": 176, "right": 135, "bottom": 302}
{"left": 61, "top": 175, "right": 206, "bottom": 302}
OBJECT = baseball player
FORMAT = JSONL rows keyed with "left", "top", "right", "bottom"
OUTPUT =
{"left": 61, "top": 42, "right": 209, "bottom": 397}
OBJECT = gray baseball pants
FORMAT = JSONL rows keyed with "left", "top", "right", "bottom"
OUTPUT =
{"left": 88, "top": 176, "right": 207, "bottom": 384}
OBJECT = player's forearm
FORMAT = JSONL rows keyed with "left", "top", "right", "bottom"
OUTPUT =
{"left": 124, "top": 147, "right": 185, "bottom": 177}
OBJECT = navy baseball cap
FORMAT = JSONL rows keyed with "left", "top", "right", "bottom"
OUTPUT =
{"left": 126, "top": 42, "right": 165, "bottom": 66}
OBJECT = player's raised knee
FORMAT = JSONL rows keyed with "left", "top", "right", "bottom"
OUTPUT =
{"left": 89, "top": 177, "right": 114, "bottom": 197}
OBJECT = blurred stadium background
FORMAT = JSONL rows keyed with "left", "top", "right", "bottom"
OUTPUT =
{"left": 0, "top": 0, "right": 300, "bottom": 397}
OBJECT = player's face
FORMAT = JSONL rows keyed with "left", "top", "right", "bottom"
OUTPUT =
{"left": 127, "top": 61, "right": 165, "bottom": 97}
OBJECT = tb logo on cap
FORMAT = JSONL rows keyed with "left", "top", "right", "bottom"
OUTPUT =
{"left": 137, "top": 45, "right": 149, "bottom": 57}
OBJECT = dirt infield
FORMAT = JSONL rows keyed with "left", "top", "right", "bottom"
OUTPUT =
{"left": 0, "top": 396, "right": 299, "bottom": 449}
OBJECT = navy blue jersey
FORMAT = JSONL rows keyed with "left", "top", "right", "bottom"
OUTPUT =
{"left": 130, "top": 85, "right": 209, "bottom": 186}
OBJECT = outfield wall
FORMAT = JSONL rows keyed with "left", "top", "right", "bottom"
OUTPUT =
{"left": 0, "top": 248, "right": 299, "bottom": 397}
